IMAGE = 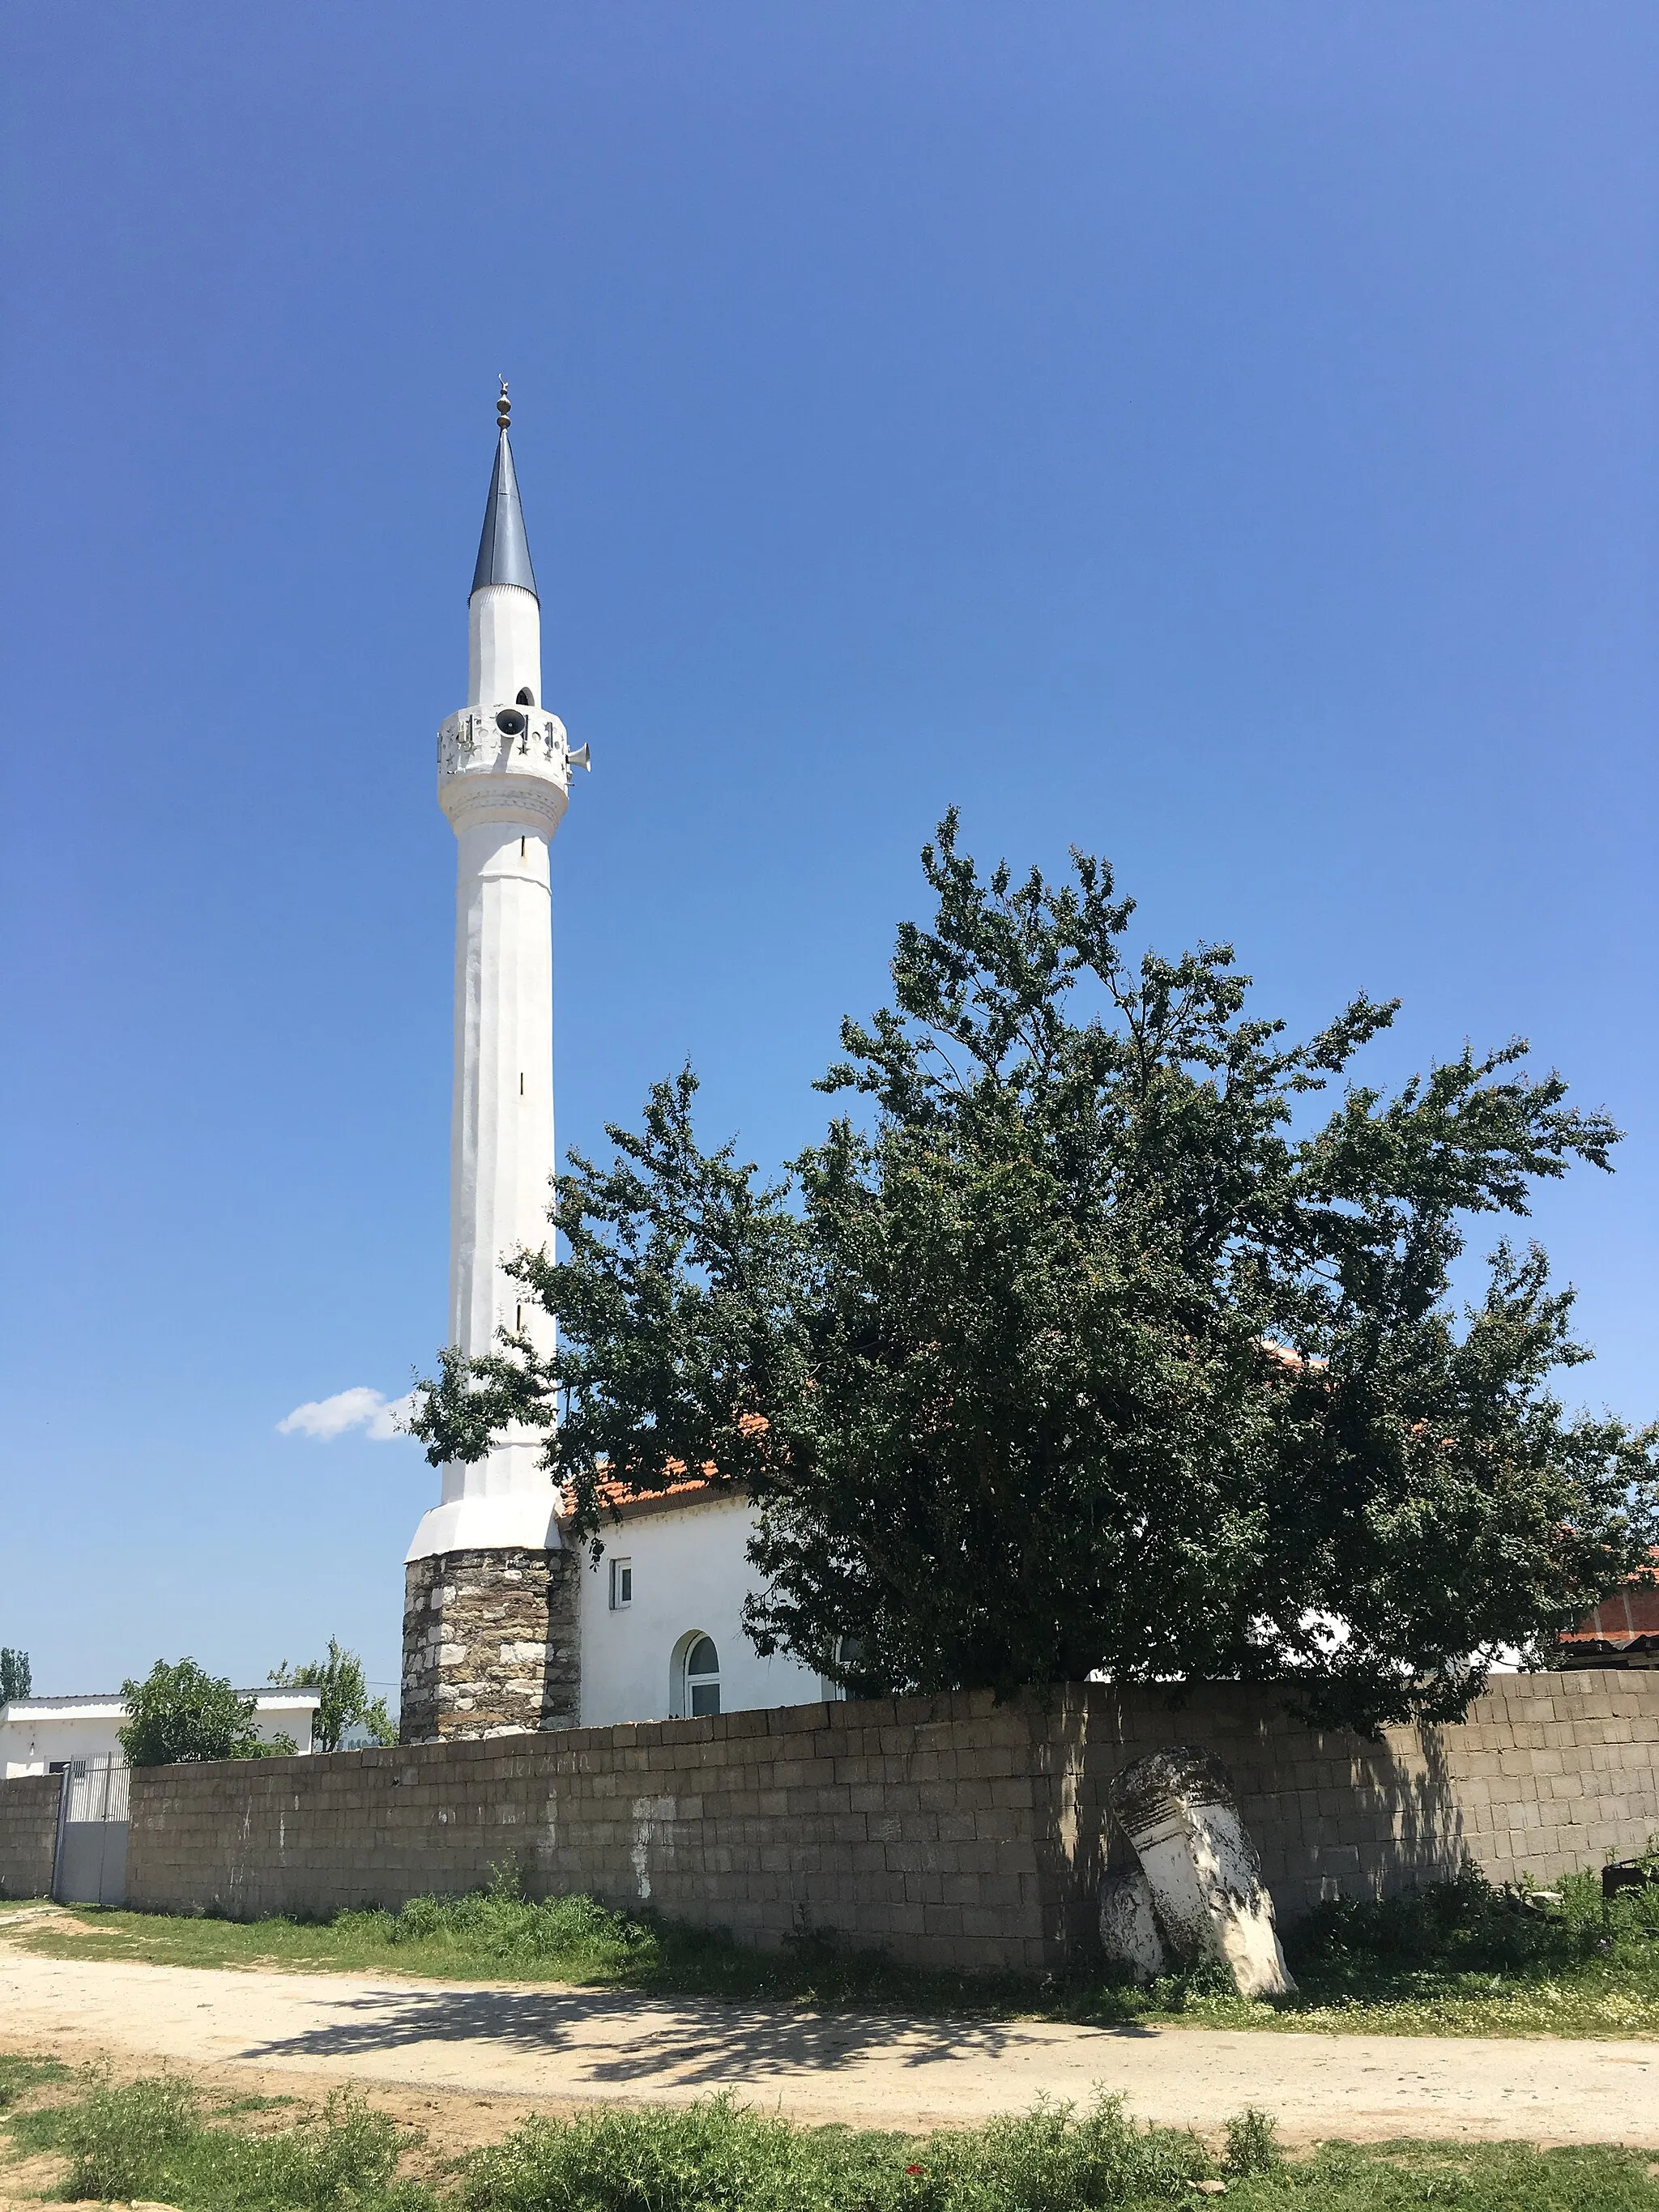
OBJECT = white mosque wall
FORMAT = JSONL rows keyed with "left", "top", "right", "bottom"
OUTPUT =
{"left": 577, "top": 1491, "right": 831, "bottom": 1730}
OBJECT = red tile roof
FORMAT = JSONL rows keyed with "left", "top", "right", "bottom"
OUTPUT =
{"left": 1559, "top": 1554, "right": 1659, "bottom": 1660}
{"left": 561, "top": 1464, "right": 720, "bottom": 1520}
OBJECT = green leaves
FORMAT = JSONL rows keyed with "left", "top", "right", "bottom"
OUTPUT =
{"left": 118, "top": 1658, "right": 275, "bottom": 1767}
{"left": 409, "top": 1066, "right": 815, "bottom": 1549}
{"left": 270, "top": 1639, "right": 395, "bottom": 1754}
{"left": 412, "top": 816, "right": 1657, "bottom": 1735}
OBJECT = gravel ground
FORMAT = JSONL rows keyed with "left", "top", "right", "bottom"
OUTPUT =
{"left": 2, "top": 1941, "right": 1656, "bottom": 2148}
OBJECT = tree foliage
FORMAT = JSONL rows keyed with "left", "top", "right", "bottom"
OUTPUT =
{"left": 268, "top": 1639, "right": 396, "bottom": 1753}
{"left": 412, "top": 816, "right": 1658, "bottom": 1733}
{"left": 119, "top": 1658, "right": 296, "bottom": 1767}
{"left": 0, "top": 1648, "right": 30, "bottom": 1703}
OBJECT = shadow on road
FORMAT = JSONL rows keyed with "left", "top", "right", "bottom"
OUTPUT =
{"left": 237, "top": 1983, "right": 1085, "bottom": 2086}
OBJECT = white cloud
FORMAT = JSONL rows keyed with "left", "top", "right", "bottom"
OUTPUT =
{"left": 278, "top": 1387, "right": 417, "bottom": 1443}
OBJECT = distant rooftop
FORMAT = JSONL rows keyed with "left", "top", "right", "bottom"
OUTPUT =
{"left": 1, "top": 1688, "right": 320, "bottom": 1717}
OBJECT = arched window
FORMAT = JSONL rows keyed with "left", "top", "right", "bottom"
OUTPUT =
{"left": 516, "top": 686, "right": 536, "bottom": 705}
{"left": 680, "top": 1634, "right": 720, "bottom": 1718}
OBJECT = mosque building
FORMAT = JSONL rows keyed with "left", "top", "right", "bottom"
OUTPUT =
{"left": 400, "top": 398, "right": 828, "bottom": 1742}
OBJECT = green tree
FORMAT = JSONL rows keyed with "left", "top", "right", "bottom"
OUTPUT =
{"left": 412, "top": 817, "right": 1659, "bottom": 1735}
{"left": 0, "top": 1648, "right": 31, "bottom": 1703}
{"left": 268, "top": 1640, "right": 396, "bottom": 1752}
{"left": 118, "top": 1658, "right": 296, "bottom": 1767}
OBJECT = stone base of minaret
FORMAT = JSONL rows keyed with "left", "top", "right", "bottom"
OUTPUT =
{"left": 399, "top": 1547, "right": 580, "bottom": 1744}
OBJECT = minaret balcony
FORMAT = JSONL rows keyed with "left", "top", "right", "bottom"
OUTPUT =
{"left": 437, "top": 704, "right": 574, "bottom": 836}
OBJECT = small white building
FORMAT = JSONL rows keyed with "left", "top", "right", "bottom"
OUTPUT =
{"left": 0, "top": 1690, "right": 319, "bottom": 1778}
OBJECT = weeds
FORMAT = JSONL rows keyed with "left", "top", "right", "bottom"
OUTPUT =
{"left": 1278, "top": 1860, "right": 1659, "bottom": 2033}
{"left": 338, "top": 1867, "right": 655, "bottom": 1975}
{"left": 53, "top": 2072, "right": 198, "bottom": 2202}
{"left": 3, "top": 2070, "right": 1657, "bottom": 2211}
{"left": 0, "top": 2052, "right": 66, "bottom": 2112}
{"left": 458, "top": 2096, "right": 893, "bottom": 2212}
{"left": 457, "top": 2093, "right": 1218, "bottom": 2212}
{"left": 1295, "top": 1862, "right": 1631, "bottom": 1976}
{"left": 1222, "top": 2108, "right": 1282, "bottom": 2179}
{"left": 9, "top": 2073, "right": 426, "bottom": 2210}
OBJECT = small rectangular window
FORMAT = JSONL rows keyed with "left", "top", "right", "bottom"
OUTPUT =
{"left": 609, "top": 1558, "right": 633, "bottom": 1610}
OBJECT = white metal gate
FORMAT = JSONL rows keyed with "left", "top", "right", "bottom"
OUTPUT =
{"left": 53, "top": 1757, "right": 129, "bottom": 1907}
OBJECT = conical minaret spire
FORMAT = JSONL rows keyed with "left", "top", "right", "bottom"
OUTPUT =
{"left": 465, "top": 383, "right": 543, "bottom": 710}
{"left": 471, "top": 381, "right": 539, "bottom": 597}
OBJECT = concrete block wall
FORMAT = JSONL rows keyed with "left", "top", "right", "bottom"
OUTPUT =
{"left": 1065, "top": 1670, "right": 1659, "bottom": 1940}
{"left": 126, "top": 1694, "right": 1065, "bottom": 1973}
{"left": 0, "top": 1772, "right": 63, "bottom": 1899}
{"left": 1430, "top": 1670, "right": 1659, "bottom": 1886}
{"left": 117, "top": 1672, "right": 1659, "bottom": 1974}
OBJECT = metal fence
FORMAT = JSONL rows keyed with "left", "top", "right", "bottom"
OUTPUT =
{"left": 53, "top": 1756, "right": 129, "bottom": 1907}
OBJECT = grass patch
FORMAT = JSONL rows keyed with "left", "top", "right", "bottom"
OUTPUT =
{"left": 455, "top": 2095, "right": 1222, "bottom": 2211}
{"left": 4, "top": 2072, "right": 1655, "bottom": 2212}
{"left": 0, "top": 2052, "right": 68, "bottom": 2111}
{"left": 1273, "top": 1860, "right": 1659, "bottom": 2036}
{"left": 7, "top": 2071, "right": 425, "bottom": 2208}
{"left": 11, "top": 1860, "right": 1659, "bottom": 2037}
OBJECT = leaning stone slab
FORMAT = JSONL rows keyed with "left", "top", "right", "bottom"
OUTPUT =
{"left": 1098, "top": 1864, "right": 1168, "bottom": 1983}
{"left": 1107, "top": 1745, "right": 1295, "bottom": 1998}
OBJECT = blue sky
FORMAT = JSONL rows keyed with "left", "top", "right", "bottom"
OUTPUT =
{"left": 2, "top": 5, "right": 1654, "bottom": 1703}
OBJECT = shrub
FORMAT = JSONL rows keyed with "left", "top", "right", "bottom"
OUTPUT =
{"left": 119, "top": 1656, "right": 292, "bottom": 1767}
{"left": 1222, "top": 2107, "right": 1282, "bottom": 2177}
{"left": 1292, "top": 1860, "right": 1602, "bottom": 1977}
{"left": 181, "top": 2086, "right": 420, "bottom": 2209}
{"left": 18, "top": 2075, "right": 426, "bottom": 2211}
{"left": 337, "top": 1865, "right": 651, "bottom": 1970}
{"left": 58, "top": 2073, "right": 198, "bottom": 2201}
{"left": 456, "top": 2091, "right": 1213, "bottom": 2212}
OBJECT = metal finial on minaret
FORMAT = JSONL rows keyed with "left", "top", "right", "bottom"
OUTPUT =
{"left": 471, "top": 385, "right": 537, "bottom": 599}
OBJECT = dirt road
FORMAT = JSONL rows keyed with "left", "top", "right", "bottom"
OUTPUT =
{"left": 2, "top": 1945, "right": 1655, "bottom": 2146}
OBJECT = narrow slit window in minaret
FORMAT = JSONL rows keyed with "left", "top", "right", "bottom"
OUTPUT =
{"left": 519, "top": 1072, "right": 525, "bottom": 1094}
{"left": 520, "top": 837, "right": 526, "bottom": 857}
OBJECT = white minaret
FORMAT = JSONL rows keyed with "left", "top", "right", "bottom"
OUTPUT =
{"left": 406, "top": 386, "right": 588, "bottom": 1566}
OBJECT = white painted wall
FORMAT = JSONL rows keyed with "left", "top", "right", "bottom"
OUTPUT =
{"left": 468, "top": 582, "right": 540, "bottom": 710}
{"left": 577, "top": 1492, "right": 830, "bottom": 1728}
{"left": 0, "top": 1692, "right": 318, "bottom": 1778}
{"left": 446, "top": 818, "right": 556, "bottom": 1391}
